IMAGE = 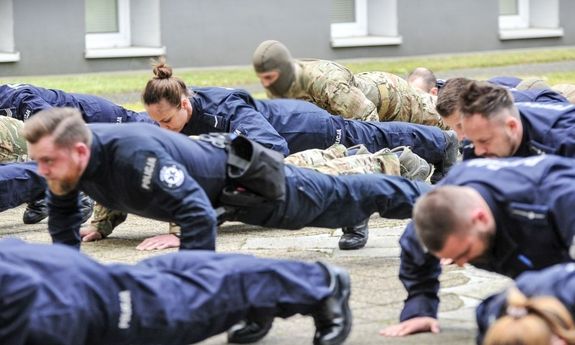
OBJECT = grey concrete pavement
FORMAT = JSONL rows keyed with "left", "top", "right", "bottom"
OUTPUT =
{"left": 0, "top": 205, "right": 511, "bottom": 345}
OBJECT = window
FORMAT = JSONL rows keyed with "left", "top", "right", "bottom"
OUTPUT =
{"left": 499, "top": 0, "right": 529, "bottom": 30}
{"left": 330, "top": 0, "right": 401, "bottom": 48}
{"left": 498, "top": 0, "right": 563, "bottom": 40}
{"left": 85, "top": 0, "right": 130, "bottom": 49}
{"left": 0, "top": 0, "right": 19, "bottom": 62}
{"left": 331, "top": 0, "right": 367, "bottom": 38}
{"left": 84, "top": 0, "right": 165, "bottom": 59}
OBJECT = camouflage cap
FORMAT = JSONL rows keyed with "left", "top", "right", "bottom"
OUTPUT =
{"left": 252, "top": 40, "right": 295, "bottom": 96}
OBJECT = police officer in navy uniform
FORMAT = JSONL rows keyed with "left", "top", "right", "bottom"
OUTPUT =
{"left": 178, "top": 87, "right": 458, "bottom": 172}
{"left": 0, "top": 238, "right": 351, "bottom": 345}
{"left": 0, "top": 83, "right": 157, "bottom": 225}
{"left": 476, "top": 263, "right": 575, "bottom": 345}
{"left": 434, "top": 77, "right": 570, "bottom": 141}
{"left": 379, "top": 155, "right": 575, "bottom": 337}
{"left": 0, "top": 83, "right": 154, "bottom": 124}
{"left": 23, "top": 107, "right": 430, "bottom": 251}
{"left": 458, "top": 81, "right": 575, "bottom": 160}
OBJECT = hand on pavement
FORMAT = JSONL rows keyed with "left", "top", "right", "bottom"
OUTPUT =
{"left": 379, "top": 317, "right": 440, "bottom": 337}
{"left": 80, "top": 226, "right": 104, "bottom": 242}
{"left": 136, "top": 234, "right": 180, "bottom": 251}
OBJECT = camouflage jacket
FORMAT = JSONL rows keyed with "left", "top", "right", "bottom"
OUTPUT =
{"left": 267, "top": 59, "right": 379, "bottom": 121}
{"left": 0, "top": 116, "right": 27, "bottom": 162}
{"left": 268, "top": 59, "right": 445, "bottom": 128}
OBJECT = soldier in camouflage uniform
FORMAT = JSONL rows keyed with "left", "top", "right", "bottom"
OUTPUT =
{"left": 252, "top": 40, "right": 446, "bottom": 128}
{"left": 0, "top": 116, "right": 27, "bottom": 163}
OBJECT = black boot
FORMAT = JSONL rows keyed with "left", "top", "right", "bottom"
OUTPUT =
{"left": 227, "top": 313, "right": 274, "bottom": 344}
{"left": 338, "top": 219, "right": 369, "bottom": 250}
{"left": 313, "top": 263, "right": 352, "bottom": 345}
{"left": 78, "top": 192, "right": 94, "bottom": 224}
{"left": 22, "top": 197, "right": 48, "bottom": 224}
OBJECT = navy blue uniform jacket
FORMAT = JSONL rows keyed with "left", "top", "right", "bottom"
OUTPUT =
{"left": 476, "top": 263, "right": 575, "bottom": 344}
{"left": 398, "top": 155, "right": 575, "bottom": 321}
{"left": 0, "top": 83, "right": 154, "bottom": 124}
{"left": 183, "top": 87, "right": 449, "bottom": 163}
{"left": 183, "top": 87, "right": 290, "bottom": 155}
{"left": 48, "top": 123, "right": 226, "bottom": 250}
{"left": 49, "top": 123, "right": 430, "bottom": 252}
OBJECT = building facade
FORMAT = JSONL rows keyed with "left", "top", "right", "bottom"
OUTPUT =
{"left": 0, "top": 0, "right": 573, "bottom": 76}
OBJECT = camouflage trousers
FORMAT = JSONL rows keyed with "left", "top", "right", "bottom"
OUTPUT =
{"left": 552, "top": 84, "right": 575, "bottom": 103}
{"left": 285, "top": 144, "right": 400, "bottom": 176}
{"left": 0, "top": 117, "right": 28, "bottom": 163}
{"left": 357, "top": 72, "right": 448, "bottom": 129}
{"left": 515, "top": 78, "right": 575, "bottom": 104}
{"left": 92, "top": 144, "right": 401, "bottom": 237}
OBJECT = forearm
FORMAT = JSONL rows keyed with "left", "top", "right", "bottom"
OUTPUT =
{"left": 398, "top": 224, "right": 442, "bottom": 321}
{"left": 47, "top": 190, "right": 82, "bottom": 248}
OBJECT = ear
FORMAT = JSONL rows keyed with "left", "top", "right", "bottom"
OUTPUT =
{"left": 73, "top": 142, "right": 90, "bottom": 161}
{"left": 506, "top": 116, "right": 518, "bottom": 128}
{"left": 430, "top": 87, "right": 439, "bottom": 96}
{"left": 181, "top": 97, "right": 192, "bottom": 111}
{"left": 505, "top": 116, "right": 521, "bottom": 136}
{"left": 470, "top": 207, "right": 488, "bottom": 226}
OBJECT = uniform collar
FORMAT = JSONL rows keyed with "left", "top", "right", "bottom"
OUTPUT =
{"left": 82, "top": 130, "right": 103, "bottom": 179}
{"left": 468, "top": 183, "right": 518, "bottom": 269}
{"left": 514, "top": 116, "right": 532, "bottom": 157}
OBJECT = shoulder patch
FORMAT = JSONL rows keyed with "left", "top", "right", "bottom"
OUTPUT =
{"left": 159, "top": 164, "right": 185, "bottom": 189}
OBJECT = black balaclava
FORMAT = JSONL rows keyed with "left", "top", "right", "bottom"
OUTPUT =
{"left": 252, "top": 40, "right": 295, "bottom": 96}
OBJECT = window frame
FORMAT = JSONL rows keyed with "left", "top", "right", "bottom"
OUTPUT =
{"left": 85, "top": 0, "right": 131, "bottom": 49}
{"left": 331, "top": 0, "right": 368, "bottom": 38}
{"left": 499, "top": 0, "right": 530, "bottom": 30}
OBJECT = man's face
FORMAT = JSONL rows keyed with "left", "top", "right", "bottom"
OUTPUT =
{"left": 28, "top": 135, "right": 85, "bottom": 196}
{"left": 462, "top": 111, "right": 521, "bottom": 158}
{"left": 146, "top": 98, "right": 190, "bottom": 133}
{"left": 434, "top": 226, "right": 493, "bottom": 267}
{"left": 442, "top": 110, "right": 465, "bottom": 140}
{"left": 256, "top": 70, "right": 280, "bottom": 88}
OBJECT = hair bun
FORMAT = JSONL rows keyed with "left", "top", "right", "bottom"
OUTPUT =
{"left": 152, "top": 59, "right": 173, "bottom": 79}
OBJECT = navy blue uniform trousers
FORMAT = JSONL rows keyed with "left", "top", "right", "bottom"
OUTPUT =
{"left": 0, "top": 162, "right": 45, "bottom": 212}
{"left": 0, "top": 239, "right": 332, "bottom": 345}
{"left": 234, "top": 164, "right": 430, "bottom": 229}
